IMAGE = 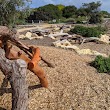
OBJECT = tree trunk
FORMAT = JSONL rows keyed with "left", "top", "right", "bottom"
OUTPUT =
{"left": 10, "top": 59, "right": 28, "bottom": 110}
{"left": 0, "top": 49, "right": 28, "bottom": 110}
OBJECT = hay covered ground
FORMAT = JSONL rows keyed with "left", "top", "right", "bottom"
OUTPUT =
{"left": 0, "top": 43, "right": 110, "bottom": 110}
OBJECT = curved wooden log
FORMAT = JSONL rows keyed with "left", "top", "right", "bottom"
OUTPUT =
{"left": 0, "top": 26, "right": 54, "bottom": 68}
{"left": 5, "top": 45, "right": 48, "bottom": 88}
{"left": 28, "top": 47, "right": 48, "bottom": 88}
{"left": 28, "top": 47, "right": 41, "bottom": 69}
{"left": 29, "top": 65, "right": 48, "bottom": 88}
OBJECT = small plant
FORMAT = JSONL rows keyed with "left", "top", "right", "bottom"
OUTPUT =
{"left": 90, "top": 55, "right": 110, "bottom": 73}
{"left": 70, "top": 25, "right": 106, "bottom": 37}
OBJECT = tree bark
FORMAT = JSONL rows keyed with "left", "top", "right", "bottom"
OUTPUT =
{"left": 0, "top": 49, "right": 28, "bottom": 110}
{"left": 10, "top": 59, "right": 28, "bottom": 110}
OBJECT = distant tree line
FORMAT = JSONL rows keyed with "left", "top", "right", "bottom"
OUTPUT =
{"left": 27, "top": 1, "right": 110, "bottom": 24}
{"left": 0, "top": 0, "right": 110, "bottom": 27}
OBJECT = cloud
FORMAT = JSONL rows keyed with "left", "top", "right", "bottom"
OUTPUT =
{"left": 43, "top": 0, "right": 55, "bottom": 4}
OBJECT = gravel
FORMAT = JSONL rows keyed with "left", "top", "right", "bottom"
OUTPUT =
{"left": 75, "top": 42, "right": 110, "bottom": 56}
{"left": 21, "top": 37, "right": 55, "bottom": 47}
{"left": 0, "top": 45, "right": 110, "bottom": 110}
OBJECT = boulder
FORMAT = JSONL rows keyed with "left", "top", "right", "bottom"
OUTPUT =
{"left": 76, "top": 49, "right": 108, "bottom": 57}
{"left": 25, "top": 32, "right": 32, "bottom": 39}
{"left": 53, "top": 40, "right": 72, "bottom": 48}
{"left": 99, "top": 34, "right": 110, "bottom": 44}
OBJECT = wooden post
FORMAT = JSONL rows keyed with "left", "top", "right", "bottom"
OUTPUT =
{"left": 0, "top": 49, "right": 28, "bottom": 110}
{"left": 10, "top": 59, "right": 28, "bottom": 110}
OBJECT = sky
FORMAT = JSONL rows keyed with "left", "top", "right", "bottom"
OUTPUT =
{"left": 30, "top": 0, "right": 110, "bottom": 12}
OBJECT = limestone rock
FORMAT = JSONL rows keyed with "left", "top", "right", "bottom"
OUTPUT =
{"left": 99, "top": 34, "right": 110, "bottom": 44}
{"left": 53, "top": 40, "right": 108, "bottom": 57}
{"left": 76, "top": 49, "right": 108, "bottom": 57}
{"left": 25, "top": 32, "right": 32, "bottom": 39}
{"left": 53, "top": 40, "right": 72, "bottom": 48}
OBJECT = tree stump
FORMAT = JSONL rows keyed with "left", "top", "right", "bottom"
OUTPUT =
{"left": 0, "top": 49, "right": 28, "bottom": 110}
{"left": 10, "top": 59, "right": 28, "bottom": 110}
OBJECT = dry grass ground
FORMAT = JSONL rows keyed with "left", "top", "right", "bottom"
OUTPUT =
{"left": 0, "top": 46, "right": 110, "bottom": 110}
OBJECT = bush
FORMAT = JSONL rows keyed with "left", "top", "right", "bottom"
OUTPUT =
{"left": 70, "top": 25, "right": 87, "bottom": 36}
{"left": 70, "top": 25, "right": 105, "bottom": 37}
{"left": 75, "top": 16, "right": 86, "bottom": 24}
{"left": 63, "top": 18, "right": 76, "bottom": 23}
{"left": 90, "top": 55, "right": 110, "bottom": 73}
{"left": 95, "top": 26, "right": 107, "bottom": 32}
{"left": 86, "top": 27, "right": 103, "bottom": 37}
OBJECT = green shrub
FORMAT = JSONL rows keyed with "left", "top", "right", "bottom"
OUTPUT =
{"left": 70, "top": 25, "right": 105, "bottom": 37}
{"left": 65, "top": 18, "right": 75, "bottom": 23}
{"left": 60, "top": 18, "right": 76, "bottom": 23}
{"left": 95, "top": 26, "right": 107, "bottom": 32}
{"left": 75, "top": 16, "right": 86, "bottom": 24}
{"left": 86, "top": 27, "right": 103, "bottom": 37}
{"left": 70, "top": 25, "right": 87, "bottom": 36}
{"left": 90, "top": 55, "right": 110, "bottom": 73}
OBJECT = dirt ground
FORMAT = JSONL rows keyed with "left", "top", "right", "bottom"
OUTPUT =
{"left": 0, "top": 42, "right": 110, "bottom": 110}
{"left": 0, "top": 25, "right": 110, "bottom": 110}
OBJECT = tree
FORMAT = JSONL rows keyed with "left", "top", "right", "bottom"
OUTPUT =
{"left": 27, "top": 4, "right": 62, "bottom": 21}
{"left": 76, "top": 8, "right": 87, "bottom": 16}
{"left": 89, "top": 12, "right": 102, "bottom": 24}
{"left": 56, "top": 4, "right": 65, "bottom": 16}
{"left": 0, "top": 0, "right": 31, "bottom": 26}
{"left": 35, "top": 4, "right": 62, "bottom": 21}
{"left": 57, "top": 4, "right": 65, "bottom": 11}
{"left": 83, "top": 1, "right": 101, "bottom": 13}
{"left": 100, "top": 11, "right": 110, "bottom": 18}
{"left": 82, "top": 1, "right": 102, "bottom": 24}
{"left": 62, "top": 5, "right": 77, "bottom": 18}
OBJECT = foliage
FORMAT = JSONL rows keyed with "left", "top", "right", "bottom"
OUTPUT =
{"left": 100, "top": 11, "right": 110, "bottom": 18}
{"left": 82, "top": 1, "right": 102, "bottom": 24}
{"left": 90, "top": 56, "right": 110, "bottom": 73}
{"left": 86, "top": 27, "right": 103, "bottom": 37}
{"left": 26, "top": 2, "right": 109, "bottom": 24}
{"left": 0, "top": 0, "right": 31, "bottom": 27}
{"left": 56, "top": 4, "right": 65, "bottom": 11}
{"left": 31, "top": 4, "right": 62, "bottom": 21}
{"left": 76, "top": 8, "right": 87, "bottom": 16}
{"left": 89, "top": 12, "right": 102, "bottom": 24}
{"left": 70, "top": 25, "right": 105, "bottom": 37}
{"left": 82, "top": 1, "right": 101, "bottom": 13}
{"left": 95, "top": 26, "right": 107, "bottom": 32}
{"left": 56, "top": 4, "right": 65, "bottom": 16}
{"left": 62, "top": 18, "right": 75, "bottom": 23}
{"left": 62, "top": 5, "right": 77, "bottom": 18}
{"left": 75, "top": 16, "right": 87, "bottom": 24}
